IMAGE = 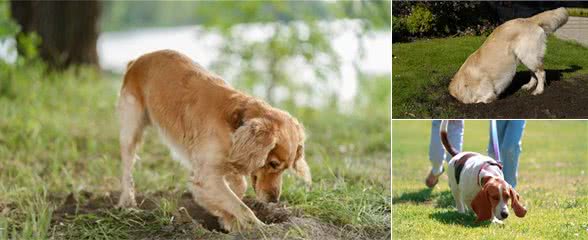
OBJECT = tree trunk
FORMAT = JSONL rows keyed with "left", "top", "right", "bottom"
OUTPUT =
{"left": 10, "top": 0, "right": 101, "bottom": 69}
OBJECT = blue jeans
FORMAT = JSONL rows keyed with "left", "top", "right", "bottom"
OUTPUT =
{"left": 429, "top": 120, "right": 464, "bottom": 175}
{"left": 487, "top": 120, "right": 526, "bottom": 188}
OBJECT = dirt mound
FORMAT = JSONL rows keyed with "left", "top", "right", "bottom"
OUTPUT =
{"left": 427, "top": 71, "right": 588, "bottom": 118}
{"left": 50, "top": 191, "right": 363, "bottom": 239}
{"left": 52, "top": 191, "right": 295, "bottom": 232}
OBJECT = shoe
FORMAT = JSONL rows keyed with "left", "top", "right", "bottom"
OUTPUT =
{"left": 425, "top": 168, "right": 444, "bottom": 188}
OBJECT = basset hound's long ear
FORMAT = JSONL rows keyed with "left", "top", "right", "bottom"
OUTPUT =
{"left": 471, "top": 187, "right": 493, "bottom": 222}
{"left": 229, "top": 118, "right": 277, "bottom": 173}
{"left": 292, "top": 144, "right": 311, "bottom": 184}
{"left": 509, "top": 186, "right": 527, "bottom": 218}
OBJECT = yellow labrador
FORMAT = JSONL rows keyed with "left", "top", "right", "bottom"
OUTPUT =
{"left": 450, "top": 7, "right": 568, "bottom": 103}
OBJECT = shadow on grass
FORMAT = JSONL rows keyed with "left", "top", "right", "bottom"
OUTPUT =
{"left": 429, "top": 210, "right": 491, "bottom": 227}
{"left": 392, "top": 188, "right": 433, "bottom": 204}
{"left": 434, "top": 190, "right": 455, "bottom": 208}
{"left": 500, "top": 65, "right": 583, "bottom": 99}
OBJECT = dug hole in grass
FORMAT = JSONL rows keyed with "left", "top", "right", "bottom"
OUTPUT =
{"left": 392, "top": 35, "right": 588, "bottom": 118}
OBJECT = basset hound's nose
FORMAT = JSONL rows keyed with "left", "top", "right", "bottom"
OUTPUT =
{"left": 501, "top": 211, "right": 509, "bottom": 219}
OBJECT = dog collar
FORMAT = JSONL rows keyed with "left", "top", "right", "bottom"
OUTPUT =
{"left": 478, "top": 161, "right": 503, "bottom": 187}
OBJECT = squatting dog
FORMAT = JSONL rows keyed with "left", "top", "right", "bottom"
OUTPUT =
{"left": 450, "top": 7, "right": 569, "bottom": 103}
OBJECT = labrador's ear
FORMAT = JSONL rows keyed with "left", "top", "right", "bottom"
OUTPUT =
{"left": 229, "top": 118, "right": 277, "bottom": 173}
{"left": 291, "top": 144, "right": 311, "bottom": 184}
{"left": 509, "top": 186, "right": 527, "bottom": 218}
{"left": 471, "top": 187, "right": 493, "bottom": 222}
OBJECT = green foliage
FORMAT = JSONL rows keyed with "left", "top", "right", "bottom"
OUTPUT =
{"left": 391, "top": 15, "right": 406, "bottom": 37}
{"left": 392, "top": 1, "right": 498, "bottom": 42}
{"left": 0, "top": 1, "right": 19, "bottom": 38}
{"left": 0, "top": 0, "right": 41, "bottom": 66}
{"left": 15, "top": 32, "right": 40, "bottom": 60}
{"left": 405, "top": 5, "right": 434, "bottom": 34}
{"left": 568, "top": 8, "right": 588, "bottom": 17}
{"left": 102, "top": 1, "right": 390, "bottom": 32}
{"left": 210, "top": 21, "right": 340, "bottom": 105}
{"left": 101, "top": 1, "right": 389, "bottom": 107}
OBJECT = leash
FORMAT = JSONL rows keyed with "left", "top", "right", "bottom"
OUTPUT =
{"left": 490, "top": 120, "right": 501, "bottom": 164}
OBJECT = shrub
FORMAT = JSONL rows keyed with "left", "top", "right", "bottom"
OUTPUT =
{"left": 405, "top": 5, "right": 434, "bottom": 35}
{"left": 568, "top": 8, "right": 588, "bottom": 17}
{"left": 392, "top": 1, "right": 499, "bottom": 42}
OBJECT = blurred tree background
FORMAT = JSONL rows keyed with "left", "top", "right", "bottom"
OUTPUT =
{"left": 0, "top": 0, "right": 391, "bottom": 154}
{"left": 2, "top": 0, "right": 390, "bottom": 108}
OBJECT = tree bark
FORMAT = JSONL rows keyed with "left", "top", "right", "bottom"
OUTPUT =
{"left": 10, "top": 0, "right": 101, "bottom": 69}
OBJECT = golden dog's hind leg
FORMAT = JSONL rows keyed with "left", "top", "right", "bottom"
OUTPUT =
{"left": 515, "top": 31, "right": 547, "bottom": 95}
{"left": 531, "top": 69, "right": 546, "bottom": 95}
{"left": 521, "top": 73, "right": 538, "bottom": 91}
{"left": 116, "top": 91, "right": 148, "bottom": 208}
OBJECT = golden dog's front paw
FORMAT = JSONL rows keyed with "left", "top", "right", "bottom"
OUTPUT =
{"left": 220, "top": 214, "right": 266, "bottom": 232}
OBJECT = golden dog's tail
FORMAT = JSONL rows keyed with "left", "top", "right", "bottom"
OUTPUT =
{"left": 528, "top": 7, "right": 569, "bottom": 34}
{"left": 440, "top": 120, "right": 459, "bottom": 157}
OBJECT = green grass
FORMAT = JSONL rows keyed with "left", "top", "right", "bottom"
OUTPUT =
{"left": 392, "top": 35, "right": 588, "bottom": 118}
{"left": 0, "top": 63, "right": 390, "bottom": 239}
{"left": 392, "top": 120, "right": 588, "bottom": 239}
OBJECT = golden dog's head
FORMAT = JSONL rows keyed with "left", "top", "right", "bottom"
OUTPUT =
{"left": 229, "top": 107, "right": 310, "bottom": 203}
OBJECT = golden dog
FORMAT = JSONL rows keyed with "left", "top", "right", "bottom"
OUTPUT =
{"left": 450, "top": 7, "right": 568, "bottom": 103}
{"left": 116, "top": 50, "right": 311, "bottom": 231}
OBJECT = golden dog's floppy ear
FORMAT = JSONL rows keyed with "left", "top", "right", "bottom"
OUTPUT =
{"left": 471, "top": 187, "right": 493, "bottom": 222}
{"left": 509, "top": 186, "right": 527, "bottom": 218}
{"left": 292, "top": 144, "right": 311, "bottom": 184}
{"left": 229, "top": 118, "right": 277, "bottom": 173}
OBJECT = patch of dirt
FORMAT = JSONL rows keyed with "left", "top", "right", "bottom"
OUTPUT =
{"left": 427, "top": 70, "right": 588, "bottom": 118}
{"left": 49, "top": 191, "right": 373, "bottom": 240}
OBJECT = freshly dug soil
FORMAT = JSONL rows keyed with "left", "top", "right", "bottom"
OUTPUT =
{"left": 50, "top": 191, "right": 372, "bottom": 240}
{"left": 430, "top": 71, "right": 588, "bottom": 118}
{"left": 52, "top": 191, "right": 295, "bottom": 232}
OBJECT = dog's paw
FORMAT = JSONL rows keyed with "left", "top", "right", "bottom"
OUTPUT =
{"left": 521, "top": 83, "right": 535, "bottom": 90}
{"left": 491, "top": 218, "right": 504, "bottom": 225}
{"left": 116, "top": 194, "right": 137, "bottom": 209}
{"left": 531, "top": 88, "right": 544, "bottom": 95}
{"left": 221, "top": 215, "right": 266, "bottom": 232}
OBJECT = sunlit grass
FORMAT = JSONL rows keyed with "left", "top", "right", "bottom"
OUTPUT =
{"left": 392, "top": 120, "right": 588, "bottom": 239}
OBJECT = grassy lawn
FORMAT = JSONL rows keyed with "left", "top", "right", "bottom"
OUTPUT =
{"left": 392, "top": 36, "right": 588, "bottom": 118}
{"left": 392, "top": 120, "right": 588, "bottom": 239}
{"left": 0, "top": 64, "right": 390, "bottom": 239}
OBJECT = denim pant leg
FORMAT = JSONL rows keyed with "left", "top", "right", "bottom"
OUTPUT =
{"left": 429, "top": 120, "right": 464, "bottom": 175}
{"left": 488, "top": 120, "right": 525, "bottom": 188}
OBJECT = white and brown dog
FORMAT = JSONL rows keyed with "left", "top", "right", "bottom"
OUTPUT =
{"left": 116, "top": 50, "right": 311, "bottom": 231}
{"left": 440, "top": 121, "right": 527, "bottom": 223}
{"left": 450, "top": 7, "right": 569, "bottom": 103}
